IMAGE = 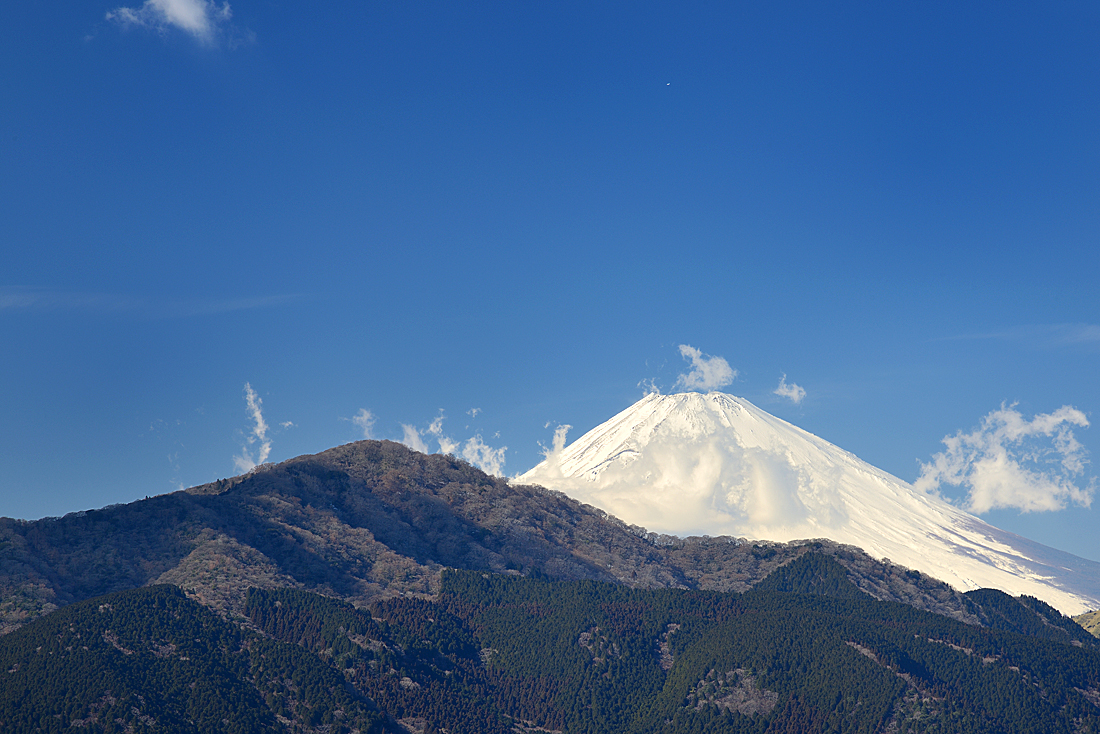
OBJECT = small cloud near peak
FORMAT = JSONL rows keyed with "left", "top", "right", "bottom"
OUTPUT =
{"left": 351, "top": 409, "right": 375, "bottom": 439}
{"left": 774, "top": 374, "right": 806, "bottom": 404}
{"left": 674, "top": 345, "right": 736, "bottom": 391}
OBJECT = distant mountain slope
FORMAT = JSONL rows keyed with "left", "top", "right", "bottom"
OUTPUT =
{"left": 520, "top": 391, "right": 1100, "bottom": 614}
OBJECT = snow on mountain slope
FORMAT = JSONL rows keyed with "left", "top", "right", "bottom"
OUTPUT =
{"left": 518, "top": 392, "right": 1100, "bottom": 615}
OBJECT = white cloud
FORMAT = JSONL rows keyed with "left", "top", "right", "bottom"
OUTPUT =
{"left": 517, "top": 423, "right": 572, "bottom": 484}
{"left": 462, "top": 435, "right": 507, "bottom": 476}
{"left": 467, "top": 408, "right": 481, "bottom": 418}
{"left": 674, "top": 345, "right": 736, "bottom": 391}
{"left": 400, "top": 424, "right": 430, "bottom": 453}
{"left": 351, "top": 409, "right": 375, "bottom": 439}
{"left": 424, "top": 410, "right": 459, "bottom": 453}
{"left": 106, "top": 0, "right": 232, "bottom": 42}
{"left": 233, "top": 382, "right": 272, "bottom": 473}
{"left": 401, "top": 413, "right": 447, "bottom": 455}
{"left": 914, "top": 403, "right": 1094, "bottom": 513}
{"left": 427, "top": 412, "right": 446, "bottom": 438}
{"left": 399, "top": 411, "right": 507, "bottom": 475}
{"left": 542, "top": 424, "right": 571, "bottom": 460}
{"left": 774, "top": 374, "right": 806, "bottom": 404}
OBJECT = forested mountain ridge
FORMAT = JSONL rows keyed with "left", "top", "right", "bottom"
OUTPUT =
{"left": 2, "top": 440, "right": 999, "bottom": 635}
{"left": 2, "top": 430, "right": 1097, "bottom": 733}
{"left": 3, "top": 559, "right": 1100, "bottom": 734}
{"left": 3, "top": 440, "right": 1097, "bottom": 648}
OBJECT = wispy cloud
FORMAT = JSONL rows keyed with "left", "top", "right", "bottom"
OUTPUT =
{"left": 351, "top": 409, "right": 375, "bottom": 439}
{"left": 409, "top": 410, "right": 453, "bottom": 454}
{"left": 233, "top": 382, "right": 272, "bottom": 473}
{"left": 914, "top": 403, "right": 1094, "bottom": 513}
{"left": 541, "top": 424, "right": 571, "bottom": 461}
{"left": 0, "top": 287, "right": 297, "bottom": 318}
{"left": 400, "top": 410, "right": 508, "bottom": 476}
{"left": 106, "top": 0, "right": 232, "bottom": 43}
{"left": 400, "top": 424, "right": 430, "bottom": 453}
{"left": 0, "top": 287, "right": 136, "bottom": 313}
{"left": 462, "top": 435, "right": 507, "bottom": 476}
{"left": 674, "top": 344, "right": 736, "bottom": 391}
{"left": 166, "top": 295, "right": 299, "bottom": 318}
{"left": 516, "top": 423, "right": 573, "bottom": 484}
{"left": 774, "top": 374, "right": 806, "bottom": 404}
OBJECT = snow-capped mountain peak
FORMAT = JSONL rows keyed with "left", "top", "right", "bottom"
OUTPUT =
{"left": 518, "top": 391, "right": 1100, "bottom": 615}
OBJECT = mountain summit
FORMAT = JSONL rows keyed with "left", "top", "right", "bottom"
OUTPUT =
{"left": 519, "top": 391, "right": 1100, "bottom": 614}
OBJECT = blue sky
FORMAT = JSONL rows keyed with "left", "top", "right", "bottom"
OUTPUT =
{"left": 2, "top": 1, "right": 1098, "bottom": 563}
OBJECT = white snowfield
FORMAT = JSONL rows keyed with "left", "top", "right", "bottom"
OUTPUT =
{"left": 518, "top": 391, "right": 1100, "bottom": 616}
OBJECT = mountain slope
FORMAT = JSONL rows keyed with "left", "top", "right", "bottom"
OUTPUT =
{"left": 519, "top": 391, "right": 1100, "bottom": 615}
{"left": 3, "top": 438, "right": 1093, "bottom": 647}
{"left": 1, "top": 440, "right": 1011, "bottom": 634}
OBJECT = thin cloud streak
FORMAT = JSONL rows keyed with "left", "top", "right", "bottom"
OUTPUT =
{"left": 166, "top": 295, "right": 301, "bottom": 318}
{"left": 234, "top": 382, "right": 272, "bottom": 473}
{"left": 0, "top": 288, "right": 137, "bottom": 313}
{"left": 0, "top": 287, "right": 300, "bottom": 318}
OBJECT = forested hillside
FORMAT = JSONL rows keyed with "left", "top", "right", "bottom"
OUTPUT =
{"left": 4, "top": 556, "right": 1100, "bottom": 734}
{"left": 0, "top": 585, "right": 387, "bottom": 733}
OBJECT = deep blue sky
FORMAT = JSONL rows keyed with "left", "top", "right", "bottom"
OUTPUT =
{"left": 2, "top": 1, "right": 1098, "bottom": 562}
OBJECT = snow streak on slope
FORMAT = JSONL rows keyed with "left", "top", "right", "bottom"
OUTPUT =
{"left": 519, "top": 392, "right": 1100, "bottom": 615}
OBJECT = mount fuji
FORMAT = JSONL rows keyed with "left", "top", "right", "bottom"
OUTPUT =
{"left": 518, "top": 391, "right": 1100, "bottom": 615}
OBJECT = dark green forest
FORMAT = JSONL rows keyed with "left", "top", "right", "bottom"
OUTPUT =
{"left": 3, "top": 553, "right": 1099, "bottom": 734}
